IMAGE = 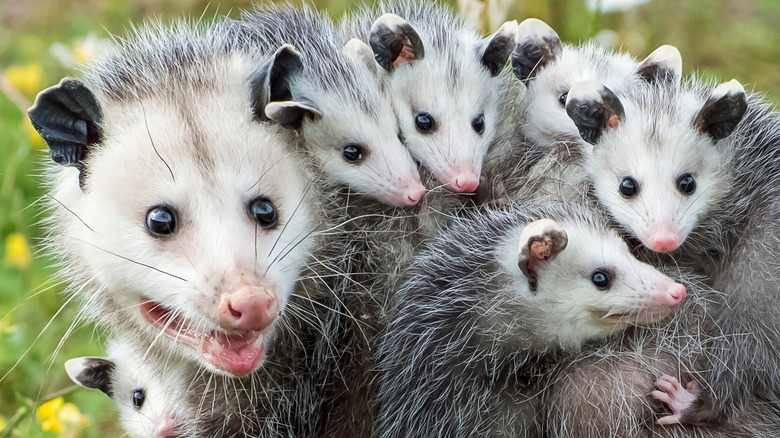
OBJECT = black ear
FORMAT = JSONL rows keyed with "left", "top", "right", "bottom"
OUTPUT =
{"left": 565, "top": 81, "right": 625, "bottom": 145}
{"left": 693, "top": 80, "right": 748, "bottom": 141}
{"left": 265, "top": 99, "right": 323, "bottom": 130}
{"left": 512, "top": 18, "right": 562, "bottom": 82}
{"left": 637, "top": 45, "right": 682, "bottom": 86}
{"left": 369, "top": 13, "right": 425, "bottom": 72}
{"left": 250, "top": 44, "right": 304, "bottom": 121}
{"left": 65, "top": 356, "right": 116, "bottom": 398}
{"left": 28, "top": 78, "right": 102, "bottom": 169}
{"left": 479, "top": 20, "right": 518, "bottom": 76}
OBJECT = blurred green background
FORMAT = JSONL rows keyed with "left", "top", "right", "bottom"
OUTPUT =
{"left": 1, "top": 0, "right": 778, "bottom": 436}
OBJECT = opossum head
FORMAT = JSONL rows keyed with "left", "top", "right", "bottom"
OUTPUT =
{"left": 264, "top": 41, "right": 425, "bottom": 206}
{"left": 500, "top": 212, "right": 686, "bottom": 348}
{"left": 368, "top": 13, "right": 518, "bottom": 193}
{"left": 512, "top": 18, "right": 682, "bottom": 148}
{"left": 66, "top": 341, "right": 190, "bottom": 438}
{"left": 31, "top": 25, "right": 316, "bottom": 377}
{"left": 565, "top": 79, "right": 747, "bottom": 253}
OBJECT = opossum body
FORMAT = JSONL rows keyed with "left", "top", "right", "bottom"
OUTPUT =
{"left": 29, "top": 19, "right": 319, "bottom": 377}
{"left": 66, "top": 340, "right": 197, "bottom": 438}
{"left": 558, "top": 77, "right": 780, "bottom": 430}
{"left": 240, "top": 4, "right": 426, "bottom": 206}
{"left": 340, "top": 0, "right": 519, "bottom": 193}
{"left": 376, "top": 202, "right": 687, "bottom": 437}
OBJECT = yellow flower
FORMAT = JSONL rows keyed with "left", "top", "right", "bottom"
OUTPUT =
{"left": 37, "top": 397, "right": 90, "bottom": 436}
{"left": 24, "top": 117, "right": 47, "bottom": 149}
{"left": 5, "top": 233, "right": 32, "bottom": 269}
{"left": 5, "top": 64, "right": 43, "bottom": 96}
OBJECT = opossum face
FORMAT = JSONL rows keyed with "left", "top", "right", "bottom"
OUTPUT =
{"left": 369, "top": 15, "right": 518, "bottom": 193}
{"left": 503, "top": 216, "right": 686, "bottom": 348}
{"left": 513, "top": 19, "right": 681, "bottom": 148}
{"left": 66, "top": 342, "right": 188, "bottom": 438}
{"left": 566, "top": 80, "right": 747, "bottom": 253}
{"left": 35, "top": 55, "right": 316, "bottom": 376}
{"left": 265, "top": 42, "right": 425, "bottom": 206}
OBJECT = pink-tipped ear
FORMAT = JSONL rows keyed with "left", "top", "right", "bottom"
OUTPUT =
{"left": 369, "top": 13, "right": 425, "bottom": 71}
{"left": 518, "top": 218, "right": 568, "bottom": 291}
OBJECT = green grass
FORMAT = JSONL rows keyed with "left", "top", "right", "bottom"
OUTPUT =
{"left": 0, "top": 0, "right": 778, "bottom": 436}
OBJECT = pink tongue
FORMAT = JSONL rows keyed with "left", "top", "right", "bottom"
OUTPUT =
{"left": 201, "top": 331, "right": 266, "bottom": 377}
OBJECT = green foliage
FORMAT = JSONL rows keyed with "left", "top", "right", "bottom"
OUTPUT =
{"left": 0, "top": 0, "right": 777, "bottom": 436}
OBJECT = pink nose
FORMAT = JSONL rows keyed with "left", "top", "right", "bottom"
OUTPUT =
{"left": 451, "top": 172, "right": 480, "bottom": 193}
{"left": 650, "top": 238, "right": 680, "bottom": 253}
{"left": 401, "top": 182, "right": 426, "bottom": 206}
{"left": 155, "top": 414, "right": 178, "bottom": 438}
{"left": 666, "top": 283, "right": 686, "bottom": 304}
{"left": 218, "top": 285, "right": 279, "bottom": 332}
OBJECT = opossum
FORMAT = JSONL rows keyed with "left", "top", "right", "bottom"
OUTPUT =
{"left": 29, "top": 18, "right": 320, "bottom": 378}
{"left": 557, "top": 77, "right": 780, "bottom": 431}
{"left": 511, "top": 17, "right": 682, "bottom": 150}
{"left": 376, "top": 202, "right": 688, "bottom": 437}
{"left": 65, "top": 340, "right": 196, "bottom": 438}
{"left": 340, "top": 0, "right": 519, "bottom": 193}
{"left": 239, "top": 4, "right": 426, "bottom": 206}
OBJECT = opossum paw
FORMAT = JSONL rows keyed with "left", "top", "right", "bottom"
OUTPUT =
{"left": 652, "top": 374, "right": 700, "bottom": 425}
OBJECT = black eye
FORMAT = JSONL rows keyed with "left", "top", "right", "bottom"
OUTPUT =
{"left": 558, "top": 92, "right": 568, "bottom": 107}
{"left": 132, "top": 388, "right": 146, "bottom": 410}
{"left": 471, "top": 114, "right": 485, "bottom": 134}
{"left": 342, "top": 144, "right": 365, "bottom": 163}
{"left": 677, "top": 173, "right": 696, "bottom": 195}
{"left": 145, "top": 205, "right": 178, "bottom": 237}
{"left": 249, "top": 197, "right": 278, "bottom": 229}
{"left": 590, "top": 270, "right": 611, "bottom": 290}
{"left": 618, "top": 176, "right": 638, "bottom": 198}
{"left": 414, "top": 112, "right": 436, "bottom": 133}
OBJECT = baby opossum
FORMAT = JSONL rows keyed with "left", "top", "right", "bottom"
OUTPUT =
{"left": 340, "top": 0, "right": 519, "bottom": 193}
{"left": 559, "top": 78, "right": 780, "bottom": 430}
{"left": 66, "top": 339, "right": 195, "bottom": 438}
{"left": 240, "top": 4, "right": 426, "bottom": 206}
{"left": 511, "top": 17, "right": 682, "bottom": 150}
{"left": 376, "top": 202, "right": 687, "bottom": 437}
{"left": 29, "top": 19, "right": 319, "bottom": 378}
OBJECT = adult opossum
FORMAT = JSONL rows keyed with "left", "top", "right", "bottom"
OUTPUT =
{"left": 240, "top": 4, "right": 426, "bottom": 206}
{"left": 340, "top": 0, "right": 519, "bottom": 193}
{"left": 376, "top": 202, "right": 689, "bottom": 437}
{"left": 66, "top": 340, "right": 197, "bottom": 438}
{"left": 555, "top": 77, "right": 780, "bottom": 433}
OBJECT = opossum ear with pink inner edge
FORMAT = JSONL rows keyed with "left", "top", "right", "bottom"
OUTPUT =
{"left": 565, "top": 80, "right": 625, "bottom": 145}
{"left": 65, "top": 356, "right": 116, "bottom": 397}
{"left": 518, "top": 218, "right": 568, "bottom": 292}
{"left": 259, "top": 44, "right": 324, "bottom": 130}
{"left": 28, "top": 78, "right": 102, "bottom": 174}
{"left": 637, "top": 45, "right": 682, "bottom": 86}
{"left": 693, "top": 79, "right": 748, "bottom": 141}
{"left": 478, "top": 20, "right": 518, "bottom": 76}
{"left": 511, "top": 18, "right": 562, "bottom": 82}
{"left": 369, "top": 13, "right": 425, "bottom": 71}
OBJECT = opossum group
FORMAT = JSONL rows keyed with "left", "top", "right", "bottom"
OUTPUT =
{"left": 26, "top": 1, "right": 779, "bottom": 437}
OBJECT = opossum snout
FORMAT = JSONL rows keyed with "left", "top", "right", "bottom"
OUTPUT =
{"left": 655, "top": 282, "right": 686, "bottom": 306}
{"left": 155, "top": 413, "right": 178, "bottom": 438}
{"left": 399, "top": 180, "right": 426, "bottom": 206}
{"left": 643, "top": 221, "right": 682, "bottom": 253}
{"left": 218, "top": 286, "right": 279, "bottom": 332}
{"left": 447, "top": 162, "right": 480, "bottom": 193}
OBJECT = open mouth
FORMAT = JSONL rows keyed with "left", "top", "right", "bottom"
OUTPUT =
{"left": 140, "top": 297, "right": 267, "bottom": 377}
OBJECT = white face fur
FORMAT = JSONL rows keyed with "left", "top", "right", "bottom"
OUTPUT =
{"left": 498, "top": 217, "right": 686, "bottom": 349}
{"left": 51, "top": 54, "right": 316, "bottom": 376}
{"left": 384, "top": 23, "right": 515, "bottom": 194}
{"left": 67, "top": 341, "right": 191, "bottom": 438}
{"left": 572, "top": 80, "right": 744, "bottom": 253}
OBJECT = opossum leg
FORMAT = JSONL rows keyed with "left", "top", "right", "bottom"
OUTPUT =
{"left": 652, "top": 374, "right": 700, "bottom": 425}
